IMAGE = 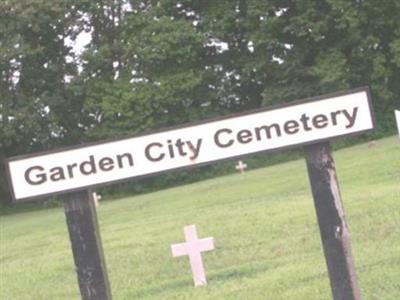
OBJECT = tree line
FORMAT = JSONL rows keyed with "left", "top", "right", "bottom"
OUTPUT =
{"left": 1, "top": 0, "right": 399, "bottom": 203}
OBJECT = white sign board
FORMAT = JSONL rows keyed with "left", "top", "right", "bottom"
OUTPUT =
{"left": 6, "top": 88, "right": 375, "bottom": 201}
{"left": 395, "top": 110, "right": 400, "bottom": 138}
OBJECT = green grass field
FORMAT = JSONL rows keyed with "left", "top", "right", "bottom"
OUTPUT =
{"left": 1, "top": 136, "right": 399, "bottom": 300}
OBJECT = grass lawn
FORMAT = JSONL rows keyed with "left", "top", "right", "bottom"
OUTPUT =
{"left": 1, "top": 136, "right": 399, "bottom": 299}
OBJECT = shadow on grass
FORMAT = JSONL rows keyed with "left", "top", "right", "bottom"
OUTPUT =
{"left": 129, "top": 263, "right": 272, "bottom": 298}
{"left": 209, "top": 262, "right": 271, "bottom": 282}
{"left": 125, "top": 278, "right": 192, "bottom": 299}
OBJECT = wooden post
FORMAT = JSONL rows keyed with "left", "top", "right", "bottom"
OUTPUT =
{"left": 63, "top": 190, "right": 112, "bottom": 300}
{"left": 304, "top": 142, "right": 362, "bottom": 300}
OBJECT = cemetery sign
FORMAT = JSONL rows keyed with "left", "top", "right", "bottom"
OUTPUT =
{"left": 6, "top": 87, "right": 374, "bottom": 201}
{"left": 5, "top": 86, "right": 376, "bottom": 300}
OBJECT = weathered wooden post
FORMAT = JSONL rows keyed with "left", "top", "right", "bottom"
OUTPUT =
{"left": 63, "top": 190, "right": 112, "bottom": 300}
{"left": 304, "top": 142, "right": 361, "bottom": 300}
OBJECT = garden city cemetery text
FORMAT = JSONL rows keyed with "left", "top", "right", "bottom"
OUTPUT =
{"left": 7, "top": 89, "right": 373, "bottom": 201}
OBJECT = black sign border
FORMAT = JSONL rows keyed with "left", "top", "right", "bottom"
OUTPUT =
{"left": 5, "top": 86, "right": 376, "bottom": 202}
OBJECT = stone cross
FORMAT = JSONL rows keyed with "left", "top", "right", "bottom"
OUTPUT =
{"left": 235, "top": 160, "right": 247, "bottom": 174}
{"left": 171, "top": 225, "right": 215, "bottom": 287}
{"left": 395, "top": 110, "right": 400, "bottom": 138}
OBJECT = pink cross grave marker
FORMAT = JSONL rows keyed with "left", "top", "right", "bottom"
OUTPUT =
{"left": 171, "top": 225, "right": 215, "bottom": 287}
{"left": 235, "top": 160, "right": 247, "bottom": 174}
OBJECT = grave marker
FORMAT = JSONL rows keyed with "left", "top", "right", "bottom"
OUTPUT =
{"left": 171, "top": 225, "right": 215, "bottom": 287}
{"left": 92, "top": 192, "right": 101, "bottom": 207}
{"left": 235, "top": 160, "right": 247, "bottom": 174}
{"left": 5, "top": 87, "right": 375, "bottom": 300}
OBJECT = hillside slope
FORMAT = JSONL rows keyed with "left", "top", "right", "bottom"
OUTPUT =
{"left": 0, "top": 137, "right": 399, "bottom": 299}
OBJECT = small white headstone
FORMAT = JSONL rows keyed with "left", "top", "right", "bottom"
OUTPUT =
{"left": 395, "top": 110, "right": 400, "bottom": 138}
{"left": 235, "top": 160, "right": 247, "bottom": 174}
{"left": 92, "top": 192, "right": 102, "bottom": 207}
{"left": 171, "top": 225, "right": 215, "bottom": 287}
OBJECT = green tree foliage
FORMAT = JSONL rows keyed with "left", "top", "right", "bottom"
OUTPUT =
{"left": 258, "top": 0, "right": 400, "bottom": 119}
{"left": 81, "top": 4, "right": 214, "bottom": 139}
{"left": 1, "top": 0, "right": 399, "bottom": 203}
{"left": 0, "top": 0, "right": 87, "bottom": 201}
{"left": 0, "top": 0, "right": 88, "bottom": 155}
